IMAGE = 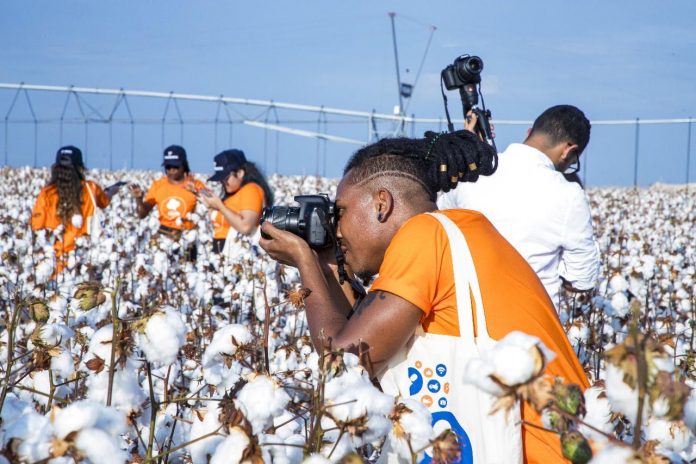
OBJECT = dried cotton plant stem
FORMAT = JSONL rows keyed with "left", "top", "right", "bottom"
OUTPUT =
{"left": 106, "top": 277, "right": 122, "bottom": 407}
{"left": 0, "top": 296, "right": 23, "bottom": 417}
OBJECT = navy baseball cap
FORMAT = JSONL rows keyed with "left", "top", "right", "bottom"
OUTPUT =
{"left": 55, "top": 146, "right": 84, "bottom": 168}
{"left": 208, "top": 149, "right": 247, "bottom": 182}
{"left": 162, "top": 145, "right": 187, "bottom": 167}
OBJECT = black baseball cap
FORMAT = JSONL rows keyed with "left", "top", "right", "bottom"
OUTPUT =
{"left": 162, "top": 145, "right": 187, "bottom": 167}
{"left": 55, "top": 146, "right": 84, "bottom": 168}
{"left": 208, "top": 149, "right": 247, "bottom": 182}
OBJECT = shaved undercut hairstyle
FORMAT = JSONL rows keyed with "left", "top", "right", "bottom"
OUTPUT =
{"left": 529, "top": 105, "right": 591, "bottom": 154}
{"left": 343, "top": 130, "right": 498, "bottom": 201}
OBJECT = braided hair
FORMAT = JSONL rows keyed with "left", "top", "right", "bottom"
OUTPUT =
{"left": 344, "top": 130, "right": 498, "bottom": 201}
{"left": 48, "top": 163, "right": 85, "bottom": 224}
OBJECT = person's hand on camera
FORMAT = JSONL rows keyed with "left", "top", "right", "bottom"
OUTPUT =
{"left": 464, "top": 110, "right": 496, "bottom": 141}
{"left": 259, "top": 221, "right": 313, "bottom": 268}
{"left": 464, "top": 110, "right": 478, "bottom": 133}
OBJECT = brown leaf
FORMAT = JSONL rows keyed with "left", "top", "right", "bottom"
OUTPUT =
{"left": 85, "top": 355, "right": 105, "bottom": 374}
{"left": 50, "top": 438, "right": 70, "bottom": 458}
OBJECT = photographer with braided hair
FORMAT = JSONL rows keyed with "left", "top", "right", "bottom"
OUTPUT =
{"left": 260, "top": 131, "right": 587, "bottom": 462}
{"left": 31, "top": 146, "right": 121, "bottom": 272}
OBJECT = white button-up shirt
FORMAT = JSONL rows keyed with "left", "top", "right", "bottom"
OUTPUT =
{"left": 437, "top": 143, "right": 600, "bottom": 308}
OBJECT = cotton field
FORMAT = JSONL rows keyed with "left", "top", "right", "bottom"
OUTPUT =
{"left": 0, "top": 165, "right": 694, "bottom": 463}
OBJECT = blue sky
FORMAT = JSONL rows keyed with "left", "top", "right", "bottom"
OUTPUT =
{"left": 1, "top": 1, "right": 695, "bottom": 185}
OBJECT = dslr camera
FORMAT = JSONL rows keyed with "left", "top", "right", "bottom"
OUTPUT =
{"left": 261, "top": 194, "right": 336, "bottom": 249}
{"left": 441, "top": 54, "right": 495, "bottom": 149}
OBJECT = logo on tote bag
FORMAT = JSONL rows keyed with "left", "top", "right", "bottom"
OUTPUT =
{"left": 409, "top": 361, "right": 473, "bottom": 464}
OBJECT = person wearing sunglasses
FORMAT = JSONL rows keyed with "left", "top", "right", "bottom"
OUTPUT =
{"left": 129, "top": 145, "right": 205, "bottom": 260}
{"left": 438, "top": 105, "right": 599, "bottom": 310}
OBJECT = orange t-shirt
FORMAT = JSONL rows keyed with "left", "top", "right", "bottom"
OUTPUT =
{"left": 144, "top": 176, "right": 205, "bottom": 230}
{"left": 31, "top": 180, "right": 109, "bottom": 257}
{"left": 371, "top": 210, "right": 589, "bottom": 464}
{"left": 210, "top": 182, "right": 265, "bottom": 239}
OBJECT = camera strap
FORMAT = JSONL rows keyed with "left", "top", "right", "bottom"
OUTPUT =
{"left": 440, "top": 74, "right": 456, "bottom": 133}
{"left": 316, "top": 208, "right": 348, "bottom": 285}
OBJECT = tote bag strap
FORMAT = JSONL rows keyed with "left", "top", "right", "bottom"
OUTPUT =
{"left": 85, "top": 181, "right": 98, "bottom": 209}
{"left": 428, "top": 212, "right": 491, "bottom": 340}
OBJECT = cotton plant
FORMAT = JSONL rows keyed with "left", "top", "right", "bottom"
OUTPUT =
{"left": 1, "top": 168, "right": 696, "bottom": 462}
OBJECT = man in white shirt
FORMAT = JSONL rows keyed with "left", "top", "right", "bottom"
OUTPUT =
{"left": 438, "top": 105, "right": 600, "bottom": 309}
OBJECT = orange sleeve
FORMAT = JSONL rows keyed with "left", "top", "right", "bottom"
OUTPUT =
{"left": 235, "top": 183, "right": 265, "bottom": 214}
{"left": 370, "top": 215, "right": 442, "bottom": 316}
{"left": 90, "top": 182, "right": 110, "bottom": 208}
{"left": 31, "top": 189, "right": 48, "bottom": 230}
{"left": 143, "top": 181, "right": 158, "bottom": 206}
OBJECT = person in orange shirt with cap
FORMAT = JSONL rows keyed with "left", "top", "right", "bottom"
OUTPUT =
{"left": 130, "top": 145, "right": 205, "bottom": 261}
{"left": 197, "top": 149, "right": 274, "bottom": 254}
{"left": 260, "top": 131, "right": 589, "bottom": 463}
{"left": 31, "top": 145, "right": 121, "bottom": 270}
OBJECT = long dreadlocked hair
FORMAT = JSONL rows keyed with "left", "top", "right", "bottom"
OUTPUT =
{"left": 48, "top": 163, "right": 85, "bottom": 224}
{"left": 343, "top": 130, "right": 498, "bottom": 201}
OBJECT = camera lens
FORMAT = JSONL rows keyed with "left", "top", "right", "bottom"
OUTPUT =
{"left": 261, "top": 206, "right": 301, "bottom": 235}
{"left": 455, "top": 55, "right": 483, "bottom": 83}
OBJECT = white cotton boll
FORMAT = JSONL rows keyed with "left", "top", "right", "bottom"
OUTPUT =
{"left": 609, "top": 292, "right": 630, "bottom": 318}
{"left": 137, "top": 306, "right": 186, "bottom": 366}
{"left": 645, "top": 419, "right": 693, "bottom": 453}
{"left": 640, "top": 255, "right": 656, "bottom": 280}
{"left": 263, "top": 433, "right": 305, "bottom": 464}
{"left": 609, "top": 274, "right": 629, "bottom": 293}
{"left": 605, "top": 364, "right": 642, "bottom": 425}
{"left": 71, "top": 214, "right": 83, "bottom": 229}
{"left": 2, "top": 408, "right": 53, "bottom": 462}
{"left": 85, "top": 369, "right": 146, "bottom": 414}
{"left": 37, "top": 322, "right": 74, "bottom": 346}
{"left": 84, "top": 324, "right": 116, "bottom": 361}
{"left": 488, "top": 344, "right": 536, "bottom": 386}
{"left": 47, "top": 294, "right": 68, "bottom": 317}
{"left": 388, "top": 399, "right": 436, "bottom": 462}
{"left": 188, "top": 408, "right": 224, "bottom": 464}
{"left": 320, "top": 432, "right": 355, "bottom": 462}
{"left": 462, "top": 357, "right": 504, "bottom": 396}
{"left": 588, "top": 444, "right": 635, "bottom": 463}
{"left": 683, "top": 393, "right": 696, "bottom": 435}
{"left": 325, "top": 370, "right": 394, "bottom": 423}
{"left": 235, "top": 374, "right": 290, "bottom": 434}
{"left": 209, "top": 427, "right": 251, "bottom": 464}
{"left": 567, "top": 323, "right": 589, "bottom": 344}
{"left": 579, "top": 386, "right": 614, "bottom": 442}
{"left": 73, "top": 428, "right": 128, "bottom": 464}
{"left": 202, "top": 324, "right": 253, "bottom": 366}
{"left": 51, "top": 350, "right": 75, "bottom": 378}
{"left": 53, "top": 401, "right": 127, "bottom": 439}
{"left": 34, "top": 259, "right": 54, "bottom": 284}
{"left": 273, "top": 410, "right": 302, "bottom": 439}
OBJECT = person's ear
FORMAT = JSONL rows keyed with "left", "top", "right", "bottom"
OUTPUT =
{"left": 560, "top": 143, "right": 579, "bottom": 162}
{"left": 236, "top": 168, "right": 246, "bottom": 179}
{"left": 525, "top": 127, "right": 533, "bottom": 139}
{"left": 375, "top": 188, "right": 394, "bottom": 223}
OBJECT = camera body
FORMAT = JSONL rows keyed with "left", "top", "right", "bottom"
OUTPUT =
{"left": 441, "top": 55, "right": 483, "bottom": 91}
{"left": 261, "top": 194, "right": 336, "bottom": 249}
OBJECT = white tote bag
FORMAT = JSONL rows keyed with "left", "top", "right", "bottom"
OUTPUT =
{"left": 85, "top": 182, "right": 104, "bottom": 240}
{"left": 378, "top": 212, "right": 522, "bottom": 464}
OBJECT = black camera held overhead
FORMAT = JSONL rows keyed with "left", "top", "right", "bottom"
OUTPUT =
{"left": 441, "top": 54, "right": 496, "bottom": 150}
{"left": 261, "top": 194, "right": 348, "bottom": 283}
